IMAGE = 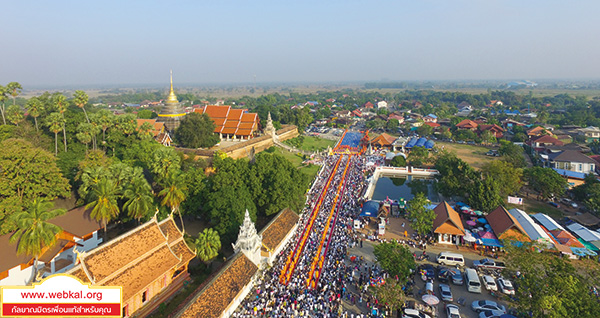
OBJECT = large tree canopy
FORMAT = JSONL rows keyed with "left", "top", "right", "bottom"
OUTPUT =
{"left": 524, "top": 166, "right": 567, "bottom": 200}
{"left": 175, "top": 112, "right": 220, "bottom": 148}
{"left": 373, "top": 241, "right": 416, "bottom": 284}
{"left": 0, "top": 138, "right": 70, "bottom": 235}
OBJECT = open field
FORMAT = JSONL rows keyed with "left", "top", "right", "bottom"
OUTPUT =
{"left": 435, "top": 141, "right": 498, "bottom": 169}
{"left": 506, "top": 197, "right": 564, "bottom": 220}
{"left": 273, "top": 147, "right": 321, "bottom": 179}
{"left": 298, "top": 135, "right": 337, "bottom": 152}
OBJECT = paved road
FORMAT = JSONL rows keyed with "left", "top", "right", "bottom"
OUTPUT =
{"left": 344, "top": 240, "right": 512, "bottom": 318}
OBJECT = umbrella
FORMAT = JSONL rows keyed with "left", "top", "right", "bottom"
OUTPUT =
{"left": 477, "top": 218, "right": 488, "bottom": 224}
{"left": 466, "top": 220, "right": 477, "bottom": 226}
{"left": 484, "top": 224, "right": 491, "bottom": 229}
{"left": 475, "top": 210, "right": 483, "bottom": 216}
{"left": 464, "top": 233, "right": 476, "bottom": 242}
{"left": 422, "top": 294, "right": 439, "bottom": 306}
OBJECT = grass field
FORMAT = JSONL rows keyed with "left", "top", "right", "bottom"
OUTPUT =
{"left": 299, "top": 136, "right": 337, "bottom": 152}
{"left": 273, "top": 147, "right": 321, "bottom": 180}
{"left": 435, "top": 141, "right": 498, "bottom": 169}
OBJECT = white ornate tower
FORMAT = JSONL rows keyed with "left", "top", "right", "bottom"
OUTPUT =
{"left": 232, "top": 210, "right": 262, "bottom": 266}
{"left": 264, "top": 112, "right": 276, "bottom": 137}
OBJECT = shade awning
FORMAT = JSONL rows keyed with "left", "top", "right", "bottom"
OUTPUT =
{"left": 481, "top": 238, "right": 503, "bottom": 247}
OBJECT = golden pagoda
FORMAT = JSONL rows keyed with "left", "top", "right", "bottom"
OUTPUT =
{"left": 157, "top": 70, "right": 186, "bottom": 132}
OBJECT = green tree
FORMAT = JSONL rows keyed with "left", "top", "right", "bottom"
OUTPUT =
{"left": 390, "top": 155, "right": 407, "bottom": 167}
{"left": 9, "top": 198, "right": 64, "bottom": 283}
{"left": 371, "top": 280, "right": 407, "bottom": 318}
{"left": 7, "top": 82, "right": 22, "bottom": 106}
{"left": 503, "top": 242, "right": 600, "bottom": 318}
{"left": 26, "top": 97, "right": 44, "bottom": 131}
{"left": 480, "top": 130, "right": 496, "bottom": 144}
{"left": 406, "top": 193, "right": 436, "bottom": 236}
{"left": 434, "top": 151, "right": 477, "bottom": 198}
{"left": 194, "top": 228, "right": 221, "bottom": 264}
{"left": 6, "top": 105, "right": 24, "bottom": 126}
{"left": 0, "top": 139, "right": 70, "bottom": 234}
{"left": 45, "top": 112, "right": 64, "bottom": 155}
{"left": 76, "top": 122, "right": 94, "bottom": 151}
{"left": 386, "top": 118, "right": 399, "bottom": 132}
{"left": 481, "top": 160, "right": 523, "bottom": 197}
{"left": 151, "top": 147, "right": 181, "bottom": 182}
{"left": 467, "top": 176, "right": 504, "bottom": 212}
{"left": 136, "top": 109, "right": 157, "bottom": 119}
{"left": 158, "top": 172, "right": 187, "bottom": 232}
{"left": 73, "top": 90, "right": 90, "bottom": 123}
{"left": 373, "top": 241, "right": 416, "bottom": 283}
{"left": 175, "top": 112, "right": 220, "bottom": 148}
{"left": 498, "top": 140, "right": 526, "bottom": 168}
{"left": 90, "top": 109, "right": 114, "bottom": 145}
{"left": 524, "top": 167, "right": 567, "bottom": 200}
{"left": 408, "top": 146, "right": 429, "bottom": 167}
{"left": 52, "top": 93, "right": 69, "bottom": 152}
{"left": 122, "top": 172, "right": 154, "bottom": 223}
{"left": 117, "top": 114, "right": 137, "bottom": 136}
{"left": 86, "top": 177, "right": 120, "bottom": 233}
{"left": 417, "top": 123, "right": 433, "bottom": 136}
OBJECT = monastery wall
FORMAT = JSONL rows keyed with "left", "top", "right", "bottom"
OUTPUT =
{"left": 178, "top": 125, "right": 299, "bottom": 160}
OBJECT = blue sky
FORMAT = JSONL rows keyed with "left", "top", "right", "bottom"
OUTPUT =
{"left": 1, "top": 0, "right": 599, "bottom": 87}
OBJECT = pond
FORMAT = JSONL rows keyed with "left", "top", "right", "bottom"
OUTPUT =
{"left": 371, "top": 177, "right": 439, "bottom": 202}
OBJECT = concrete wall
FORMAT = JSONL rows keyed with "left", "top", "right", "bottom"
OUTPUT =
{"left": 179, "top": 125, "right": 299, "bottom": 160}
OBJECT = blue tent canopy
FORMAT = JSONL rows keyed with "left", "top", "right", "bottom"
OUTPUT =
{"left": 360, "top": 200, "right": 380, "bottom": 217}
{"left": 481, "top": 238, "right": 503, "bottom": 247}
{"left": 340, "top": 132, "right": 363, "bottom": 147}
{"left": 415, "top": 137, "right": 427, "bottom": 147}
{"left": 424, "top": 140, "right": 435, "bottom": 149}
{"left": 405, "top": 137, "right": 418, "bottom": 148}
{"left": 570, "top": 247, "right": 597, "bottom": 257}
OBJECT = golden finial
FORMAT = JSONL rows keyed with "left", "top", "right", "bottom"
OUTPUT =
{"left": 166, "top": 70, "right": 178, "bottom": 103}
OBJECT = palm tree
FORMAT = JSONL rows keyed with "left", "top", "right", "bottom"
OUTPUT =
{"left": 73, "top": 90, "right": 90, "bottom": 123}
{"left": 86, "top": 177, "right": 120, "bottom": 234}
{"left": 158, "top": 173, "right": 187, "bottom": 233}
{"left": 6, "top": 105, "right": 24, "bottom": 126}
{"left": 122, "top": 174, "right": 154, "bottom": 223}
{"left": 53, "top": 93, "right": 68, "bottom": 152}
{"left": 26, "top": 97, "right": 43, "bottom": 131}
{"left": 9, "top": 198, "right": 65, "bottom": 283}
{"left": 76, "top": 122, "right": 93, "bottom": 152}
{"left": 7, "top": 82, "right": 22, "bottom": 106}
{"left": 45, "top": 112, "right": 64, "bottom": 155}
{"left": 0, "top": 85, "right": 7, "bottom": 125}
{"left": 194, "top": 228, "right": 221, "bottom": 265}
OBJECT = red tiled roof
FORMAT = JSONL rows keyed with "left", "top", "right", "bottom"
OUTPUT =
{"left": 227, "top": 109, "right": 244, "bottom": 121}
{"left": 241, "top": 113, "right": 257, "bottom": 123}
{"left": 423, "top": 122, "right": 440, "bottom": 128}
{"left": 203, "top": 105, "right": 230, "bottom": 118}
{"left": 372, "top": 133, "right": 395, "bottom": 147}
{"left": 531, "top": 135, "right": 564, "bottom": 146}
{"left": 456, "top": 119, "right": 478, "bottom": 129}
{"left": 136, "top": 119, "right": 164, "bottom": 137}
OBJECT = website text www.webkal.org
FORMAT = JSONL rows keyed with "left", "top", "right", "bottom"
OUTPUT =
{"left": 1, "top": 275, "right": 121, "bottom": 317}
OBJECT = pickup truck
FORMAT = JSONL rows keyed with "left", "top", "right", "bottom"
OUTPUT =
{"left": 473, "top": 258, "right": 506, "bottom": 269}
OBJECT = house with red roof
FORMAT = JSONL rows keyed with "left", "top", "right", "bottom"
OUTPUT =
{"left": 371, "top": 133, "right": 396, "bottom": 148}
{"left": 455, "top": 119, "right": 479, "bottom": 131}
{"left": 486, "top": 206, "right": 530, "bottom": 242}
{"left": 363, "top": 102, "right": 374, "bottom": 109}
{"left": 478, "top": 124, "right": 505, "bottom": 138}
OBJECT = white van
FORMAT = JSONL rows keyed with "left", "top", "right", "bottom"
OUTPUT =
{"left": 464, "top": 268, "right": 482, "bottom": 293}
{"left": 436, "top": 252, "right": 465, "bottom": 267}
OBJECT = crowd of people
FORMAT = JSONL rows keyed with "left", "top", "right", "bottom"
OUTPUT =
{"left": 234, "top": 154, "right": 392, "bottom": 317}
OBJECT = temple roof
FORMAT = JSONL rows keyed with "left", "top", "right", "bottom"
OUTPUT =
{"left": 175, "top": 253, "right": 258, "bottom": 318}
{"left": 259, "top": 208, "right": 299, "bottom": 251}
{"left": 165, "top": 71, "right": 179, "bottom": 104}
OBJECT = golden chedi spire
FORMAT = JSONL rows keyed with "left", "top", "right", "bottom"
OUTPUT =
{"left": 166, "top": 70, "right": 178, "bottom": 103}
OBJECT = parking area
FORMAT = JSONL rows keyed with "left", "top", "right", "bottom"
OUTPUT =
{"left": 344, "top": 240, "right": 512, "bottom": 318}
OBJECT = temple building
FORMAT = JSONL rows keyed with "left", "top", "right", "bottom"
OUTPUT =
{"left": 174, "top": 208, "right": 299, "bottom": 318}
{"left": 66, "top": 215, "right": 195, "bottom": 318}
{"left": 157, "top": 71, "right": 186, "bottom": 133}
{"left": 194, "top": 105, "right": 259, "bottom": 140}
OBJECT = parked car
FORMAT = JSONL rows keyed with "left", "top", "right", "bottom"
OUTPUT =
{"left": 473, "top": 258, "right": 506, "bottom": 270}
{"left": 402, "top": 308, "right": 431, "bottom": 318}
{"left": 498, "top": 277, "right": 515, "bottom": 295}
{"left": 479, "top": 310, "right": 506, "bottom": 318}
{"left": 437, "top": 267, "right": 451, "bottom": 283}
{"left": 548, "top": 201, "right": 560, "bottom": 208}
{"left": 445, "top": 304, "right": 461, "bottom": 318}
{"left": 482, "top": 275, "right": 498, "bottom": 291}
{"left": 439, "top": 283, "right": 453, "bottom": 302}
{"left": 446, "top": 268, "right": 464, "bottom": 285}
{"left": 471, "top": 300, "right": 506, "bottom": 313}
